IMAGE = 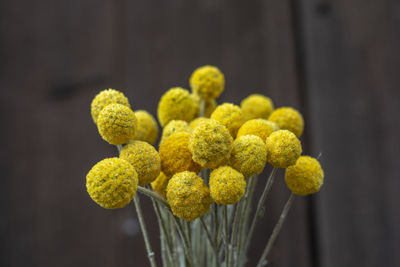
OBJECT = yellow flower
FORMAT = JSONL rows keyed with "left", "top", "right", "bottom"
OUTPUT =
{"left": 189, "top": 65, "right": 225, "bottom": 100}
{"left": 161, "top": 120, "right": 190, "bottom": 142}
{"left": 86, "top": 158, "right": 138, "bottom": 209}
{"left": 97, "top": 103, "right": 137, "bottom": 145}
{"left": 189, "top": 119, "right": 233, "bottom": 169}
{"left": 240, "top": 94, "right": 274, "bottom": 121}
{"left": 157, "top": 87, "right": 198, "bottom": 127}
{"left": 236, "top": 119, "right": 279, "bottom": 143}
{"left": 166, "top": 171, "right": 212, "bottom": 221}
{"left": 209, "top": 166, "right": 246, "bottom": 205}
{"left": 211, "top": 103, "right": 245, "bottom": 138}
{"left": 266, "top": 130, "right": 302, "bottom": 168}
{"left": 189, "top": 117, "right": 208, "bottom": 131}
{"left": 151, "top": 172, "right": 170, "bottom": 199}
{"left": 132, "top": 110, "right": 159, "bottom": 145}
{"left": 90, "top": 88, "right": 130, "bottom": 124}
{"left": 230, "top": 135, "right": 267, "bottom": 178}
{"left": 159, "top": 132, "right": 202, "bottom": 177}
{"left": 268, "top": 107, "right": 304, "bottom": 137}
{"left": 285, "top": 156, "right": 324, "bottom": 195}
{"left": 120, "top": 140, "right": 161, "bottom": 186}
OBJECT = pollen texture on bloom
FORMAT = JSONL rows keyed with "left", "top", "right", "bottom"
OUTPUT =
{"left": 240, "top": 94, "right": 274, "bottom": 121}
{"left": 266, "top": 130, "right": 302, "bottom": 168}
{"left": 86, "top": 158, "right": 138, "bottom": 209}
{"left": 189, "top": 119, "right": 233, "bottom": 169}
{"left": 120, "top": 140, "right": 161, "bottom": 186}
{"left": 268, "top": 107, "right": 304, "bottom": 137}
{"left": 159, "top": 132, "right": 202, "bottom": 177}
{"left": 285, "top": 156, "right": 324, "bottom": 196}
{"left": 189, "top": 65, "right": 225, "bottom": 100}
{"left": 230, "top": 135, "right": 267, "bottom": 178}
{"left": 209, "top": 166, "right": 246, "bottom": 205}
{"left": 157, "top": 87, "right": 198, "bottom": 127}
{"left": 237, "top": 119, "right": 279, "bottom": 143}
{"left": 189, "top": 117, "right": 208, "bottom": 131}
{"left": 166, "top": 171, "right": 212, "bottom": 221}
{"left": 97, "top": 103, "right": 137, "bottom": 145}
{"left": 91, "top": 88, "right": 131, "bottom": 124}
{"left": 211, "top": 103, "right": 245, "bottom": 138}
{"left": 161, "top": 120, "right": 191, "bottom": 142}
{"left": 132, "top": 110, "right": 159, "bottom": 145}
{"left": 151, "top": 172, "right": 170, "bottom": 199}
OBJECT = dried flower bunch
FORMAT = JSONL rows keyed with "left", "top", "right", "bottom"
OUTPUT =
{"left": 86, "top": 65, "right": 324, "bottom": 267}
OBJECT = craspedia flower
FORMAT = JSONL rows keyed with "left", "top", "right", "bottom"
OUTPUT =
{"left": 266, "top": 130, "right": 302, "bottom": 168}
{"left": 189, "top": 117, "right": 208, "bottom": 131}
{"left": 209, "top": 166, "right": 246, "bottom": 205}
{"left": 285, "top": 156, "right": 324, "bottom": 196}
{"left": 86, "top": 158, "right": 138, "bottom": 209}
{"left": 157, "top": 87, "right": 198, "bottom": 127}
{"left": 268, "top": 107, "right": 304, "bottom": 137}
{"left": 159, "top": 132, "right": 202, "bottom": 177}
{"left": 189, "top": 119, "right": 233, "bottom": 169}
{"left": 211, "top": 103, "right": 245, "bottom": 138}
{"left": 240, "top": 94, "right": 274, "bottom": 121}
{"left": 132, "top": 110, "right": 159, "bottom": 145}
{"left": 90, "top": 88, "right": 131, "bottom": 124}
{"left": 166, "top": 171, "right": 212, "bottom": 221}
{"left": 189, "top": 65, "right": 225, "bottom": 100}
{"left": 230, "top": 135, "right": 267, "bottom": 178}
{"left": 120, "top": 140, "right": 161, "bottom": 186}
{"left": 97, "top": 103, "right": 137, "bottom": 145}
{"left": 161, "top": 120, "right": 190, "bottom": 142}
{"left": 237, "top": 119, "right": 279, "bottom": 143}
{"left": 151, "top": 172, "right": 170, "bottom": 199}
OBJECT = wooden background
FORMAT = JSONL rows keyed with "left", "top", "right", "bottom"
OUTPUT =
{"left": 1, "top": 0, "right": 399, "bottom": 266}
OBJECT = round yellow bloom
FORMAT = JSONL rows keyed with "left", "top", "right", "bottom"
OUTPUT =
{"left": 266, "top": 130, "right": 302, "bottom": 168}
{"left": 91, "top": 88, "right": 131, "bottom": 124}
{"left": 157, "top": 87, "right": 198, "bottom": 127}
{"left": 151, "top": 172, "right": 170, "bottom": 199}
{"left": 230, "top": 135, "right": 267, "bottom": 178}
{"left": 166, "top": 171, "right": 212, "bottom": 221}
{"left": 132, "top": 110, "right": 159, "bottom": 145}
{"left": 161, "top": 120, "right": 190, "bottom": 142}
{"left": 240, "top": 94, "right": 274, "bottom": 121}
{"left": 237, "top": 119, "right": 279, "bottom": 143}
{"left": 120, "top": 140, "right": 161, "bottom": 186}
{"left": 211, "top": 103, "right": 245, "bottom": 138}
{"left": 189, "top": 119, "right": 233, "bottom": 169}
{"left": 268, "top": 107, "right": 304, "bottom": 137}
{"left": 285, "top": 156, "right": 324, "bottom": 196}
{"left": 189, "top": 117, "right": 208, "bottom": 131}
{"left": 97, "top": 103, "right": 137, "bottom": 145}
{"left": 209, "top": 166, "right": 246, "bottom": 205}
{"left": 86, "top": 158, "right": 138, "bottom": 209}
{"left": 159, "top": 132, "right": 202, "bottom": 177}
{"left": 189, "top": 65, "right": 225, "bottom": 100}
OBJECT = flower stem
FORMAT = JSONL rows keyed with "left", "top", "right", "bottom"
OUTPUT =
{"left": 173, "top": 217, "right": 195, "bottom": 267}
{"left": 200, "top": 216, "right": 220, "bottom": 267}
{"left": 137, "top": 186, "right": 169, "bottom": 207}
{"left": 224, "top": 205, "right": 230, "bottom": 267}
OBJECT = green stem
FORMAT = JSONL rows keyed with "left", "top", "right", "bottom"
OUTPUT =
{"left": 200, "top": 217, "right": 220, "bottom": 267}
{"left": 230, "top": 200, "right": 243, "bottom": 266}
{"left": 173, "top": 217, "right": 195, "bottom": 267}
{"left": 224, "top": 205, "right": 230, "bottom": 267}
{"left": 152, "top": 198, "right": 173, "bottom": 265}
{"left": 137, "top": 186, "right": 169, "bottom": 207}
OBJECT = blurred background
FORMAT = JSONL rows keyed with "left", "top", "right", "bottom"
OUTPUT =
{"left": 1, "top": 0, "right": 399, "bottom": 267}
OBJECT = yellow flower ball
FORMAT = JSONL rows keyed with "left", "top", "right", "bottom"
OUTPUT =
{"left": 151, "top": 172, "right": 170, "bottom": 199}
{"left": 159, "top": 132, "right": 202, "bottom": 177}
{"left": 285, "top": 156, "right": 324, "bottom": 196}
{"left": 240, "top": 94, "right": 274, "bottom": 121}
{"left": 189, "top": 119, "right": 233, "bottom": 169}
{"left": 236, "top": 119, "right": 279, "bottom": 143}
{"left": 266, "top": 130, "right": 302, "bottom": 168}
{"left": 157, "top": 87, "right": 198, "bottom": 127}
{"left": 189, "top": 117, "right": 208, "bottom": 131}
{"left": 230, "top": 135, "right": 267, "bottom": 178}
{"left": 268, "top": 107, "right": 304, "bottom": 137}
{"left": 161, "top": 120, "right": 190, "bottom": 142}
{"left": 132, "top": 110, "right": 159, "bottom": 145}
{"left": 211, "top": 103, "right": 245, "bottom": 138}
{"left": 209, "top": 166, "right": 246, "bottom": 205}
{"left": 90, "top": 88, "right": 131, "bottom": 124}
{"left": 97, "top": 103, "right": 137, "bottom": 145}
{"left": 86, "top": 158, "right": 138, "bottom": 209}
{"left": 189, "top": 65, "right": 225, "bottom": 100}
{"left": 166, "top": 171, "right": 212, "bottom": 221}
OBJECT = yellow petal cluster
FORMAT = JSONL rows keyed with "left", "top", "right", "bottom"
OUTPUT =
{"left": 132, "top": 110, "right": 159, "bottom": 145}
{"left": 266, "top": 130, "right": 302, "bottom": 168}
{"left": 120, "top": 140, "right": 161, "bottom": 186}
{"left": 151, "top": 172, "right": 170, "bottom": 199}
{"left": 90, "top": 88, "right": 130, "bottom": 124}
{"left": 237, "top": 119, "right": 279, "bottom": 143}
{"left": 285, "top": 156, "right": 324, "bottom": 195}
{"left": 161, "top": 120, "right": 191, "bottom": 142}
{"left": 189, "top": 65, "right": 225, "bottom": 100}
{"left": 209, "top": 166, "right": 246, "bottom": 205}
{"left": 97, "top": 103, "right": 137, "bottom": 145}
{"left": 86, "top": 158, "right": 138, "bottom": 209}
{"left": 268, "top": 107, "right": 304, "bottom": 137}
{"left": 189, "top": 117, "right": 209, "bottom": 131}
{"left": 166, "top": 171, "right": 212, "bottom": 221}
{"left": 211, "top": 103, "right": 245, "bottom": 138}
{"left": 240, "top": 94, "right": 274, "bottom": 121}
